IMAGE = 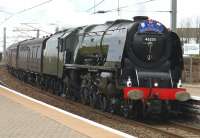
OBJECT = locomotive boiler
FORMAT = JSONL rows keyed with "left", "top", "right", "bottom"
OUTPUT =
{"left": 6, "top": 16, "right": 190, "bottom": 119}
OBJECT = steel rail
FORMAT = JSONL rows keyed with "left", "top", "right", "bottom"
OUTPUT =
{"left": 2, "top": 71, "right": 200, "bottom": 138}
{"left": 169, "top": 121, "right": 200, "bottom": 135}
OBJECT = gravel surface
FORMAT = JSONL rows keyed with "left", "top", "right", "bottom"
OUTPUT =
{"left": 0, "top": 66, "right": 188, "bottom": 138}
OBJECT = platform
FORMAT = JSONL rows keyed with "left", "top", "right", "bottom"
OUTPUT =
{"left": 183, "top": 83, "right": 200, "bottom": 100}
{"left": 0, "top": 85, "right": 134, "bottom": 138}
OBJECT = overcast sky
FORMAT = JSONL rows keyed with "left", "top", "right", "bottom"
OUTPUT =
{"left": 0, "top": 0, "right": 200, "bottom": 51}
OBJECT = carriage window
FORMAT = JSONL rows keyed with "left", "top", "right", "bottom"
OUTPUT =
{"left": 31, "top": 48, "right": 33, "bottom": 61}
{"left": 34, "top": 48, "right": 36, "bottom": 58}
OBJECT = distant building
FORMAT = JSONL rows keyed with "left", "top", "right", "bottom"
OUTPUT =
{"left": 176, "top": 28, "right": 200, "bottom": 43}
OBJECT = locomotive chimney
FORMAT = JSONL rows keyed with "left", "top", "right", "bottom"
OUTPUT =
{"left": 133, "top": 16, "right": 148, "bottom": 22}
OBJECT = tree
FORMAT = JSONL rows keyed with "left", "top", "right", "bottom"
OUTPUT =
{"left": 194, "top": 17, "right": 200, "bottom": 43}
{"left": 185, "top": 18, "right": 192, "bottom": 43}
{"left": 177, "top": 19, "right": 185, "bottom": 43}
{"left": 177, "top": 18, "right": 193, "bottom": 43}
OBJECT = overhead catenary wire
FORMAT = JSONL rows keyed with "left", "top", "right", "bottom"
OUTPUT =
{"left": 116, "top": 0, "right": 159, "bottom": 11}
{"left": 21, "top": 23, "right": 51, "bottom": 34}
{"left": 16, "top": 0, "right": 53, "bottom": 15}
{"left": 136, "top": 0, "right": 158, "bottom": 5}
{"left": 0, "top": 0, "right": 54, "bottom": 46}
{"left": 0, "top": 0, "right": 53, "bottom": 25}
{"left": 86, "top": 0, "right": 105, "bottom": 12}
{"left": 122, "top": 10, "right": 171, "bottom": 13}
{"left": 93, "top": 0, "right": 159, "bottom": 14}
{"left": 0, "top": 10, "right": 13, "bottom": 15}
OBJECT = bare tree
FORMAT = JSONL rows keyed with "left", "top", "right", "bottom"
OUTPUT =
{"left": 185, "top": 18, "right": 192, "bottom": 43}
{"left": 177, "top": 19, "right": 185, "bottom": 43}
{"left": 177, "top": 18, "right": 192, "bottom": 43}
{"left": 194, "top": 17, "right": 200, "bottom": 43}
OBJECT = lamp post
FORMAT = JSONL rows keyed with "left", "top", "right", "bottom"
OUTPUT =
{"left": 3, "top": 27, "right": 6, "bottom": 61}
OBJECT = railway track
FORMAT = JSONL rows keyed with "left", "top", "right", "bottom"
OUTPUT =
{"left": 145, "top": 121, "right": 200, "bottom": 138}
{"left": 92, "top": 110, "right": 200, "bottom": 138}
{"left": 1, "top": 66, "right": 200, "bottom": 138}
{"left": 55, "top": 96, "right": 200, "bottom": 138}
{"left": 169, "top": 121, "right": 200, "bottom": 137}
{"left": 7, "top": 80, "right": 200, "bottom": 138}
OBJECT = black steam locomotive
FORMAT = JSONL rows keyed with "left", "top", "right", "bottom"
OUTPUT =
{"left": 6, "top": 16, "right": 190, "bottom": 118}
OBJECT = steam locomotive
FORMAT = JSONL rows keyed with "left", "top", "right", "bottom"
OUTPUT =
{"left": 6, "top": 16, "right": 190, "bottom": 119}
